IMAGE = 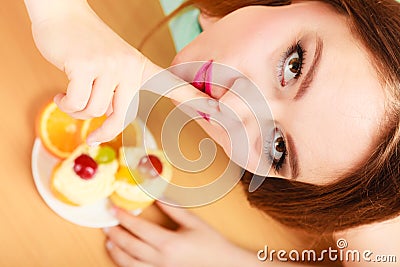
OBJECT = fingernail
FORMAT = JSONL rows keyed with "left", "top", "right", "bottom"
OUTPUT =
{"left": 110, "top": 206, "right": 117, "bottom": 216}
{"left": 130, "top": 209, "right": 142, "bottom": 216}
{"left": 208, "top": 99, "right": 219, "bottom": 108}
{"left": 102, "top": 227, "right": 110, "bottom": 234}
{"left": 88, "top": 141, "right": 101, "bottom": 147}
{"left": 106, "top": 241, "right": 113, "bottom": 250}
{"left": 197, "top": 111, "right": 210, "bottom": 122}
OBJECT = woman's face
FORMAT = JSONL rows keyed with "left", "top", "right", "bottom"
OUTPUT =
{"left": 171, "top": 2, "right": 385, "bottom": 184}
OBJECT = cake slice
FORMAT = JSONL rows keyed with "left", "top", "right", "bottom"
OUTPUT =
{"left": 110, "top": 147, "right": 173, "bottom": 210}
{"left": 51, "top": 144, "right": 118, "bottom": 206}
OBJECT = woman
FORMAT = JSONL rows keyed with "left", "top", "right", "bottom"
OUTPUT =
{"left": 24, "top": 0, "right": 399, "bottom": 266}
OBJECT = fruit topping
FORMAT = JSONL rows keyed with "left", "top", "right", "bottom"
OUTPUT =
{"left": 137, "top": 154, "right": 163, "bottom": 178}
{"left": 73, "top": 154, "right": 98, "bottom": 179}
{"left": 37, "top": 102, "right": 83, "bottom": 158}
{"left": 95, "top": 146, "right": 116, "bottom": 164}
{"left": 116, "top": 166, "right": 143, "bottom": 184}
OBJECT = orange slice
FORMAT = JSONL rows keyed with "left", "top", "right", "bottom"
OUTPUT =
{"left": 81, "top": 116, "right": 143, "bottom": 153}
{"left": 36, "top": 102, "right": 83, "bottom": 159}
{"left": 115, "top": 166, "right": 143, "bottom": 184}
{"left": 80, "top": 115, "right": 107, "bottom": 141}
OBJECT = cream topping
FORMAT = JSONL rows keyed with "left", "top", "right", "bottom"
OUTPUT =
{"left": 115, "top": 147, "right": 172, "bottom": 202}
{"left": 53, "top": 145, "right": 118, "bottom": 205}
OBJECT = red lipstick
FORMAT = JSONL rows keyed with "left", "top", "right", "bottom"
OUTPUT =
{"left": 191, "top": 60, "right": 213, "bottom": 121}
{"left": 191, "top": 60, "right": 213, "bottom": 96}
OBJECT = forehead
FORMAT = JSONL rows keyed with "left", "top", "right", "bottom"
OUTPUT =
{"left": 290, "top": 20, "right": 385, "bottom": 184}
{"left": 235, "top": 2, "right": 385, "bottom": 183}
{"left": 223, "top": 2, "right": 343, "bottom": 29}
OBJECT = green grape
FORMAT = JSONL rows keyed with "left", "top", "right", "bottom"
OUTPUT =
{"left": 95, "top": 146, "right": 116, "bottom": 164}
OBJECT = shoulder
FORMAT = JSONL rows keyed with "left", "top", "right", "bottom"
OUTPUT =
{"left": 334, "top": 216, "right": 400, "bottom": 266}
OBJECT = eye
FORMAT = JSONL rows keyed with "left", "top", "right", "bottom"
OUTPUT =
{"left": 273, "top": 127, "right": 286, "bottom": 163}
{"left": 264, "top": 128, "right": 287, "bottom": 172}
{"left": 279, "top": 42, "right": 304, "bottom": 86}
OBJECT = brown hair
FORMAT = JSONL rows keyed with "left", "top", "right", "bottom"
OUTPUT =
{"left": 150, "top": 0, "right": 400, "bottom": 233}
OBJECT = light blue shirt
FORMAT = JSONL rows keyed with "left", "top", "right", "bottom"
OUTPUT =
{"left": 159, "top": 0, "right": 202, "bottom": 52}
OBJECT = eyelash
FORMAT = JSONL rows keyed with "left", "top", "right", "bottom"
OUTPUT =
{"left": 274, "top": 148, "right": 287, "bottom": 172}
{"left": 277, "top": 41, "right": 306, "bottom": 87}
{"left": 267, "top": 42, "right": 305, "bottom": 173}
{"left": 264, "top": 128, "right": 288, "bottom": 173}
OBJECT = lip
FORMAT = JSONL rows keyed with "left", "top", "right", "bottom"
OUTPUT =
{"left": 190, "top": 60, "right": 214, "bottom": 122}
{"left": 191, "top": 60, "right": 213, "bottom": 97}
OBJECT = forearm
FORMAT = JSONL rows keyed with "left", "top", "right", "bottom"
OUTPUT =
{"left": 24, "top": 0, "right": 89, "bottom": 23}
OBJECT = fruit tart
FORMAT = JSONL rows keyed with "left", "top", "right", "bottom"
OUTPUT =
{"left": 110, "top": 147, "right": 173, "bottom": 211}
{"left": 50, "top": 144, "right": 118, "bottom": 206}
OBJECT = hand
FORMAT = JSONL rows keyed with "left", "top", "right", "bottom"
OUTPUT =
{"left": 172, "top": 77, "right": 271, "bottom": 175}
{"left": 103, "top": 202, "right": 254, "bottom": 267}
{"left": 29, "top": 1, "right": 158, "bottom": 144}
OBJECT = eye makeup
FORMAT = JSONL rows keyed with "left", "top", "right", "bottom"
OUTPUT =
{"left": 264, "top": 127, "right": 288, "bottom": 173}
{"left": 277, "top": 40, "right": 306, "bottom": 87}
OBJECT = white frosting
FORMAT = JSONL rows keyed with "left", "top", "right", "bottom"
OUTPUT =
{"left": 53, "top": 145, "right": 172, "bottom": 205}
{"left": 53, "top": 145, "right": 118, "bottom": 205}
{"left": 113, "top": 180, "right": 154, "bottom": 202}
{"left": 115, "top": 147, "right": 172, "bottom": 202}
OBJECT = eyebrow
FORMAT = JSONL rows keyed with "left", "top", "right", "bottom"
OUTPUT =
{"left": 294, "top": 37, "right": 324, "bottom": 101}
{"left": 286, "top": 133, "right": 300, "bottom": 179}
{"left": 286, "top": 37, "right": 324, "bottom": 179}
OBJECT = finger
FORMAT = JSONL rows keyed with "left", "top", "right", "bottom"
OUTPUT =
{"left": 54, "top": 92, "right": 92, "bottom": 120}
{"left": 114, "top": 207, "right": 173, "bottom": 248}
{"left": 86, "top": 82, "right": 134, "bottom": 144}
{"left": 207, "top": 78, "right": 258, "bottom": 144}
{"left": 56, "top": 72, "right": 95, "bottom": 113}
{"left": 217, "top": 77, "right": 269, "bottom": 125}
{"left": 106, "top": 240, "right": 152, "bottom": 267}
{"left": 217, "top": 77, "right": 269, "bottom": 142}
{"left": 141, "top": 67, "right": 219, "bottom": 115}
{"left": 173, "top": 100, "right": 230, "bottom": 150}
{"left": 156, "top": 201, "right": 206, "bottom": 229}
{"left": 53, "top": 93, "right": 64, "bottom": 105}
{"left": 104, "top": 226, "right": 158, "bottom": 263}
{"left": 216, "top": 79, "right": 253, "bottom": 124}
{"left": 105, "top": 101, "right": 114, "bottom": 116}
{"left": 167, "top": 83, "right": 220, "bottom": 115}
{"left": 73, "top": 75, "right": 117, "bottom": 118}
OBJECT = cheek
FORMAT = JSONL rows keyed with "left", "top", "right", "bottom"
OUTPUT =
{"left": 198, "top": 12, "right": 220, "bottom": 31}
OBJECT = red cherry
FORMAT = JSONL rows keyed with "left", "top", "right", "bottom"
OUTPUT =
{"left": 73, "top": 154, "right": 98, "bottom": 179}
{"left": 137, "top": 154, "right": 163, "bottom": 178}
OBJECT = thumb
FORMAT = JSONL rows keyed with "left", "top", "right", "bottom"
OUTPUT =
{"left": 156, "top": 201, "right": 205, "bottom": 229}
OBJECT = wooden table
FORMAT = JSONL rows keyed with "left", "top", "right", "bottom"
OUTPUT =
{"left": 0, "top": 1, "right": 335, "bottom": 266}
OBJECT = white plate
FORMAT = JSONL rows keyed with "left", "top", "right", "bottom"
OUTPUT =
{"left": 31, "top": 121, "right": 157, "bottom": 228}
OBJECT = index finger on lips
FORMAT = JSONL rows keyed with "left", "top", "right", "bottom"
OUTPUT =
{"left": 210, "top": 77, "right": 261, "bottom": 129}
{"left": 141, "top": 69, "right": 220, "bottom": 116}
